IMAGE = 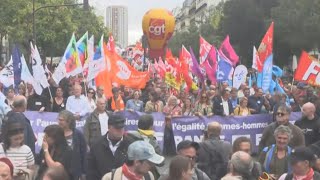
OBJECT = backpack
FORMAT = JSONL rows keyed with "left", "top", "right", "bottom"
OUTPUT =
{"left": 198, "top": 140, "right": 228, "bottom": 180}
{"left": 111, "top": 168, "right": 151, "bottom": 180}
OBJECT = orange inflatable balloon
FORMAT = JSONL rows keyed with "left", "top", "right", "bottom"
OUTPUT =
{"left": 142, "top": 9, "right": 175, "bottom": 59}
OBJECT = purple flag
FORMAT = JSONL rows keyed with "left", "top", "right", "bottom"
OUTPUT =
{"left": 190, "top": 48, "right": 205, "bottom": 82}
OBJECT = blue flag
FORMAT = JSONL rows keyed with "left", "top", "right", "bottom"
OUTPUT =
{"left": 261, "top": 54, "right": 273, "bottom": 93}
{"left": 217, "top": 52, "right": 233, "bottom": 82}
{"left": 12, "top": 45, "right": 22, "bottom": 86}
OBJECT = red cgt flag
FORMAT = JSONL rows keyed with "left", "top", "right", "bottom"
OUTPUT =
{"left": 294, "top": 51, "right": 320, "bottom": 86}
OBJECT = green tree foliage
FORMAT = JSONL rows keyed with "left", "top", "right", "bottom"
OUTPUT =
{"left": 271, "top": 0, "right": 320, "bottom": 62}
{"left": 0, "top": 0, "right": 108, "bottom": 58}
{"left": 220, "top": 0, "right": 266, "bottom": 65}
{"left": 168, "top": 2, "right": 225, "bottom": 58}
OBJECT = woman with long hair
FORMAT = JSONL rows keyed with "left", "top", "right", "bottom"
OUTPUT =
{"left": 163, "top": 96, "right": 182, "bottom": 117}
{"left": 0, "top": 118, "right": 35, "bottom": 178}
{"left": 194, "top": 92, "right": 213, "bottom": 116}
{"left": 87, "top": 88, "right": 96, "bottom": 112}
{"left": 52, "top": 87, "right": 66, "bottom": 112}
{"left": 4, "top": 87, "right": 15, "bottom": 108}
{"left": 36, "top": 125, "right": 72, "bottom": 180}
{"left": 166, "top": 155, "right": 193, "bottom": 180}
{"left": 182, "top": 98, "right": 194, "bottom": 116}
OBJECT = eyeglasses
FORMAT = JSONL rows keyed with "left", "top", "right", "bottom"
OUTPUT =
{"left": 185, "top": 155, "right": 197, "bottom": 161}
{"left": 276, "top": 112, "right": 286, "bottom": 117}
{"left": 88, "top": 91, "right": 95, "bottom": 94}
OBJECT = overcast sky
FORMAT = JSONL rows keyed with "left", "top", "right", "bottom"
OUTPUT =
{"left": 90, "top": 0, "right": 184, "bottom": 45}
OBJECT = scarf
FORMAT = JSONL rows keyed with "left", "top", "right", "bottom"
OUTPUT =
{"left": 138, "top": 129, "right": 155, "bottom": 136}
{"left": 122, "top": 163, "right": 143, "bottom": 180}
{"left": 294, "top": 168, "right": 314, "bottom": 180}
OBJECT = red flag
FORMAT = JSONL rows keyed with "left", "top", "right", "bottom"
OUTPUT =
{"left": 219, "top": 35, "right": 239, "bottom": 66}
{"left": 199, "top": 36, "right": 212, "bottom": 64}
{"left": 294, "top": 51, "right": 320, "bottom": 86}
{"left": 181, "top": 45, "right": 192, "bottom": 70}
{"left": 258, "top": 22, "right": 274, "bottom": 69}
{"left": 202, "top": 46, "right": 218, "bottom": 84}
{"left": 180, "top": 50, "right": 193, "bottom": 90}
{"left": 158, "top": 57, "right": 166, "bottom": 79}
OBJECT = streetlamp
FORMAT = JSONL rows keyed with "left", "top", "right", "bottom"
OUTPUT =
{"left": 32, "top": 0, "right": 85, "bottom": 43}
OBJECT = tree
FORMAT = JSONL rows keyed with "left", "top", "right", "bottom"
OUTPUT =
{"left": 0, "top": 0, "right": 108, "bottom": 63}
{"left": 220, "top": 0, "right": 266, "bottom": 65}
{"left": 271, "top": 0, "right": 320, "bottom": 65}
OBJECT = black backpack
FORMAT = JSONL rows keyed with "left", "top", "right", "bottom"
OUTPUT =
{"left": 198, "top": 141, "right": 228, "bottom": 180}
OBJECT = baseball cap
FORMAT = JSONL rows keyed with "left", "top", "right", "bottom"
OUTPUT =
{"left": 0, "top": 157, "right": 14, "bottom": 176}
{"left": 127, "top": 141, "right": 164, "bottom": 165}
{"left": 177, "top": 140, "right": 200, "bottom": 151}
{"left": 108, "top": 114, "right": 125, "bottom": 129}
{"left": 290, "top": 147, "right": 316, "bottom": 164}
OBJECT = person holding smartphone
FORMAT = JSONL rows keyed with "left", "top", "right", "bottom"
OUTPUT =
{"left": 36, "top": 125, "right": 72, "bottom": 180}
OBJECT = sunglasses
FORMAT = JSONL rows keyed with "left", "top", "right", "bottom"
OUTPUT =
{"left": 276, "top": 112, "right": 286, "bottom": 117}
{"left": 88, "top": 91, "right": 95, "bottom": 94}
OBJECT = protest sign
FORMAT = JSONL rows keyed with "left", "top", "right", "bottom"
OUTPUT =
{"left": 25, "top": 111, "right": 301, "bottom": 153}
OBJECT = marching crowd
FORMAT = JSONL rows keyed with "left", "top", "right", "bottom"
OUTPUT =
{"left": 1, "top": 75, "right": 320, "bottom": 180}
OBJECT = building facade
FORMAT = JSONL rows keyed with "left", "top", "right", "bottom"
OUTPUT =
{"left": 174, "top": 0, "right": 222, "bottom": 32}
{"left": 106, "top": 6, "right": 128, "bottom": 48}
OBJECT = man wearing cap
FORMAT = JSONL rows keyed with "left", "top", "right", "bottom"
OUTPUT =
{"left": 278, "top": 147, "right": 320, "bottom": 180}
{"left": 158, "top": 140, "right": 210, "bottom": 180}
{"left": 87, "top": 114, "right": 131, "bottom": 180}
{"left": 102, "top": 141, "right": 164, "bottom": 180}
{"left": 0, "top": 157, "right": 14, "bottom": 180}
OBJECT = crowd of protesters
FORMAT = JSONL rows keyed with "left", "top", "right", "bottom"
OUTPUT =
{"left": 1, "top": 73, "right": 320, "bottom": 180}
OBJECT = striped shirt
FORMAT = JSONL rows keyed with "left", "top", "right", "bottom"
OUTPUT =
{"left": 0, "top": 144, "right": 34, "bottom": 175}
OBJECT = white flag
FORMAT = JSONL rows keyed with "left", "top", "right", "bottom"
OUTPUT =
{"left": 292, "top": 55, "right": 298, "bottom": 71}
{"left": 30, "top": 42, "right": 49, "bottom": 88}
{"left": 20, "top": 55, "right": 34, "bottom": 84}
{"left": 87, "top": 35, "right": 106, "bottom": 81}
{"left": 20, "top": 55, "right": 43, "bottom": 95}
{"left": 0, "top": 57, "right": 14, "bottom": 87}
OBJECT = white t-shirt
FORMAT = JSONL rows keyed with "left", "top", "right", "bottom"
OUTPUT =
{"left": 222, "top": 98, "right": 230, "bottom": 116}
{"left": 0, "top": 144, "right": 34, "bottom": 175}
{"left": 99, "top": 112, "right": 109, "bottom": 135}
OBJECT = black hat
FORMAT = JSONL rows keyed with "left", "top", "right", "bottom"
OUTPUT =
{"left": 290, "top": 147, "right": 316, "bottom": 164}
{"left": 108, "top": 114, "right": 125, "bottom": 129}
{"left": 177, "top": 140, "right": 200, "bottom": 151}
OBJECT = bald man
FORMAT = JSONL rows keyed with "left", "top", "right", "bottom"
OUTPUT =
{"left": 66, "top": 84, "right": 90, "bottom": 120}
{"left": 221, "top": 151, "right": 254, "bottom": 180}
{"left": 0, "top": 161, "right": 13, "bottom": 180}
{"left": 3, "top": 96, "right": 36, "bottom": 153}
{"left": 197, "top": 122, "right": 232, "bottom": 180}
{"left": 294, "top": 102, "right": 320, "bottom": 146}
